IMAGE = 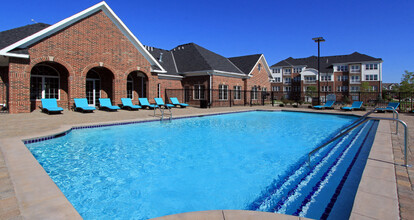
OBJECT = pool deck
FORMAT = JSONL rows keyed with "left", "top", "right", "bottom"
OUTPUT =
{"left": 0, "top": 106, "right": 412, "bottom": 219}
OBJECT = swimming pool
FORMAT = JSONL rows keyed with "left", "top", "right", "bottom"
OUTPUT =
{"left": 25, "top": 111, "right": 378, "bottom": 219}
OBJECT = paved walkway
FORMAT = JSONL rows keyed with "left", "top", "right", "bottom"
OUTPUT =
{"left": 0, "top": 106, "right": 412, "bottom": 219}
{"left": 390, "top": 113, "right": 414, "bottom": 219}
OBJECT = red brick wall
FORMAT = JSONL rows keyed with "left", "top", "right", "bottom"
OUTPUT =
{"left": 8, "top": 11, "right": 154, "bottom": 113}
{"left": 8, "top": 58, "right": 31, "bottom": 113}
{"left": 245, "top": 57, "right": 271, "bottom": 90}
{"left": 155, "top": 77, "right": 183, "bottom": 104}
{"left": 211, "top": 75, "right": 245, "bottom": 107}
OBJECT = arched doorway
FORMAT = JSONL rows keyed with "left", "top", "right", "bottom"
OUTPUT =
{"left": 86, "top": 67, "right": 114, "bottom": 106}
{"left": 127, "top": 71, "right": 148, "bottom": 99}
{"left": 30, "top": 62, "right": 69, "bottom": 111}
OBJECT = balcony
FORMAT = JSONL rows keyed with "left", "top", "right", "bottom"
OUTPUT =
{"left": 304, "top": 80, "right": 316, "bottom": 84}
{"left": 350, "top": 69, "right": 361, "bottom": 73}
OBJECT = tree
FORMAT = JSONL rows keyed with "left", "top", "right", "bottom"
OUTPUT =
{"left": 305, "top": 86, "right": 317, "bottom": 97}
{"left": 397, "top": 70, "right": 414, "bottom": 92}
{"left": 360, "top": 82, "right": 370, "bottom": 92}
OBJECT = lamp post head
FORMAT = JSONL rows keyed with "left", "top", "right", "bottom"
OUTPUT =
{"left": 312, "top": 37, "right": 325, "bottom": 42}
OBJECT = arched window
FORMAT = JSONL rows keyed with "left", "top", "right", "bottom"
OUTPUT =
{"left": 127, "top": 75, "right": 133, "bottom": 99}
{"left": 30, "top": 64, "right": 59, "bottom": 100}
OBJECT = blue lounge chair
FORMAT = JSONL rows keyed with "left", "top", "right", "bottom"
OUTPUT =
{"left": 40, "top": 98, "right": 64, "bottom": 114}
{"left": 170, "top": 97, "right": 189, "bottom": 108}
{"left": 121, "top": 98, "right": 142, "bottom": 110}
{"left": 74, "top": 98, "right": 96, "bottom": 113}
{"left": 99, "top": 98, "right": 120, "bottom": 111}
{"left": 376, "top": 102, "right": 399, "bottom": 112}
{"left": 138, "top": 98, "right": 158, "bottom": 109}
{"left": 313, "top": 100, "right": 335, "bottom": 109}
{"left": 154, "top": 98, "right": 174, "bottom": 108}
{"left": 341, "top": 101, "right": 363, "bottom": 111}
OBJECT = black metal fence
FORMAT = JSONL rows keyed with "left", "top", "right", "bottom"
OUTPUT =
{"left": 165, "top": 89, "right": 269, "bottom": 108}
{"left": 165, "top": 89, "right": 414, "bottom": 113}
{"left": 0, "top": 82, "right": 8, "bottom": 113}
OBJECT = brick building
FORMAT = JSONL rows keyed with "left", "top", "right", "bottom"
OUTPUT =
{"left": 270, "top": 52, "right": 383, "bottom": 102}
{"left": 0, "top": 2, "right": 272, "bottom": 113}
{"left": 146, "top": 44, "right": 272, "bottom": 107}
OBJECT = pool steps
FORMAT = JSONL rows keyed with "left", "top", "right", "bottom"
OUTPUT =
{"left": 294, "top": 122, "right": 375, "bottom": 217}
{"left": 248, "top": 120, "right": 377, "bottom": 219}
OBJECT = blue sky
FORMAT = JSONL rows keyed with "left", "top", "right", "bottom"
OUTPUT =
{"left": 1, "top": 0, "right": 413, "bottom": 83}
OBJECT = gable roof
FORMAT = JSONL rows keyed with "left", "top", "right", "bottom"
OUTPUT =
{"left": 228, "top": 54, "right": 262, "bottom": 75}
{"left": 146, "top": 43, "right": 245, "bottom": 76}
{"left": 0, "top": 1, "right": 165, "bottom": 73}
{"left": 271, "top": 52, "right": 382, "bottom": 73}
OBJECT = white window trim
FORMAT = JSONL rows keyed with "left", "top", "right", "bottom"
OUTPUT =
{"left": 127, "top": 77, "right": 134, "bottom": 99}
{"left": 193, "top": 84, "right": 205, "bottom": 100}
{"left": 219, "top": 84, "right": 228, "bottom": 100}
{"left": 233, "top": 86, "right": 241, "bottom": 100}
{"left": 31, "top": 74, "right": 60, "bottom": 101}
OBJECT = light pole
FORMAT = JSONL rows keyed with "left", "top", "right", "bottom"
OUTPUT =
{"left": 312, "top": 37, "right": 325, "bottom": 105}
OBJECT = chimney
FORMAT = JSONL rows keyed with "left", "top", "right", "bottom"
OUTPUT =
{"left": 159, "top": 52, "right": 163, "bottom": 62}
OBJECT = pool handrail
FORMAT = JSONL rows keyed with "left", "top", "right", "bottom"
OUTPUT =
{"left": 308, "top": 109, "right": 409, "bottom": 167}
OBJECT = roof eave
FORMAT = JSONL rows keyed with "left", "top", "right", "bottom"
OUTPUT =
{"left": 0, "top": 52, "right": 29, "bottom": 58}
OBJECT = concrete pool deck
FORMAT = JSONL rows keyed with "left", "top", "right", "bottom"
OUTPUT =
{"left": 0, "top": 106, "right": 412, "bottom": 219}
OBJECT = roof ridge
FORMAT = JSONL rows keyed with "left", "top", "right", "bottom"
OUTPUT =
{"left": 228, "top": 54, "right": 262, "bottom": 59}
{"left": 190, "top": 43, "right": 214, "bottom": 70}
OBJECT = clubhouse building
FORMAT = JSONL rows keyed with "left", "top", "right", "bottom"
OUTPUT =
{"left": 0, "top": 2, "right": 272, "bottom": 114}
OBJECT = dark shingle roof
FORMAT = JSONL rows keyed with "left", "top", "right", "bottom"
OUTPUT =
{"left": 228, "top": 54, "right": 262, "bottom": 75}
{"left": 172, "top": 43, "right": 243, "bottom": 73}
{"left": 0, "top": 23, "right": 50, "bottom": 51}
{"left": 146, "top": 47, "right": 178, "bottom": 74}
{"left": 146, "top": 43, "right": 244, "bottom": 75}
{"left": 271, "top": 52, "right": 382, "bottom": 73}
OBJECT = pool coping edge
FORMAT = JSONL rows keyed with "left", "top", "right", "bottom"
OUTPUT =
{"left": 0, "top": 110, "right": 398, "bottom": 220}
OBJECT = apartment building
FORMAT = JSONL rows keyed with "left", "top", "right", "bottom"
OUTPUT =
{"left": 270, "top": 52, "right": 383, "bottom": 101}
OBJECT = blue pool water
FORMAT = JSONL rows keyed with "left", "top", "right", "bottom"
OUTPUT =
{"left": 26, "top": 111, "right": 377, "bottom": 219}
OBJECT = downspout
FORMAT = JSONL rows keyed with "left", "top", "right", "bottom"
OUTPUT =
{"left": 209, "top": 72, "right": 213, "bottom": 106}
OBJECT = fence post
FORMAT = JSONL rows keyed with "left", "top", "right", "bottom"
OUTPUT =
{"left": 399, "top": 92, "right": 401, "bottom": 110}
{"left": 229, "top": 90, "right": 232, "bottom": 107}
{"left": 271, "top": 91, "right": 274, "bottom": 107}
{"left": 244, "top": 90, "right": 247, "bottom": 106}
{"left": 164, "top": 89, "right": 168, "bottom": 103}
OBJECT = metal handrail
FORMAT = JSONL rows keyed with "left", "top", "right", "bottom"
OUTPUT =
{"left": 308, "top": 116, "right": 410, "bottom": 167}
{"left": 159, "top": 105, "right": 172, "bottom": 121}
{"left": 340, "top": 106, "right": 399, "bottom": 135}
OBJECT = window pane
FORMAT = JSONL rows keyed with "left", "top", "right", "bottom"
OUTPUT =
{"left": 127, "top": 81, "right": 133, "bottom": 99}
{"left": 44, "top": 77, "right": 59, "bottom": 99}
{"left": 30, "top": 76, "right": 42, "bottom": 100}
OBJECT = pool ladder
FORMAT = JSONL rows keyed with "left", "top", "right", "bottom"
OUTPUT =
{"left": 308, "top": 107, "right": 410, "bottom": 167}
{"left": 158, "top": 105, "right": 172, "bottom": 121}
